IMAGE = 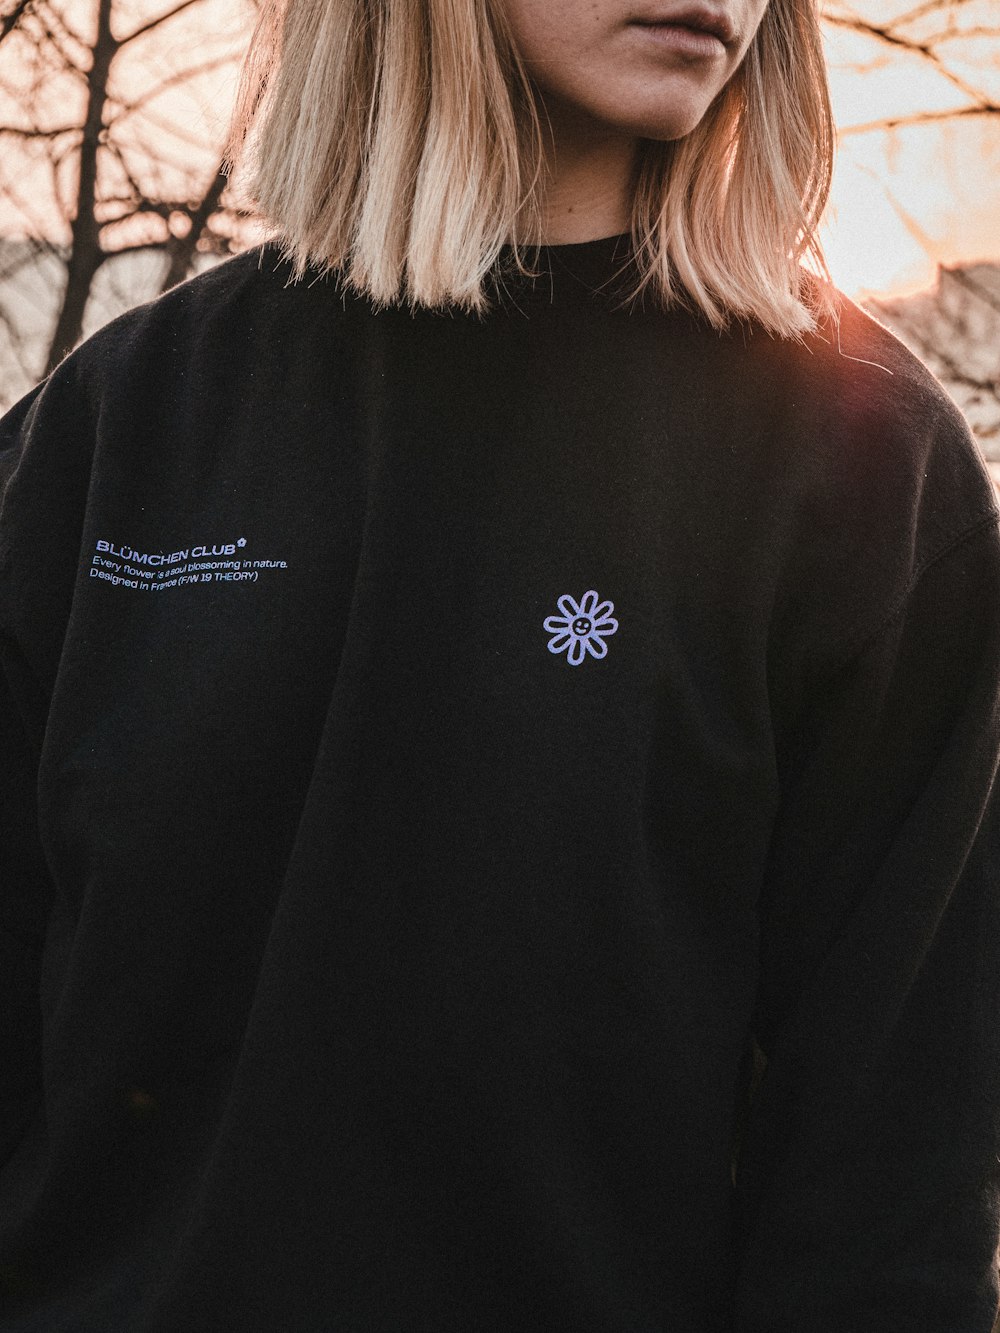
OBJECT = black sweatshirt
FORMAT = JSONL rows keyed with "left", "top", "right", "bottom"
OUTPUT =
{"left": 1, "top": 233, "right": 1000, "bottom": 1332}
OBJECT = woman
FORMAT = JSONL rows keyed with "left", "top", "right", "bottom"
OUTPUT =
{"left": 1, "top": 0, "right": 998, "bottom": 1328}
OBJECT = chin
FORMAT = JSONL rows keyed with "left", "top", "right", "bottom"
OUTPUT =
{"left": 621, "top": 100, "right": 717, "bottom": 142}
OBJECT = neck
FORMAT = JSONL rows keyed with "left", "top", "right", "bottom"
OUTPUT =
{"left": 530, "top": 92, "right": 641, "bottom": 245}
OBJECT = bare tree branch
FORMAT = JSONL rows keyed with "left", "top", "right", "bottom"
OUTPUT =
{"left": 0, "top": 0, "right": 32, "bottom": 46}
{"left": 918, "top": 24, "right": 1000, "bottom": 44}
{"left": 0, "top": 123, "right": 81, "bottom": 138}
{"left": 839, "top": 104, "right": 1000, "bottom": 135}
{"left": 117, "top": 0, "right": 205, "bottom": 47}
{"left": 881, "top": 0, "right": 953, "bottom": 25}
{"left": 105, "top": 54, "right": 237, "bottom": 125}
{"left": 110, "top": 100, "right": 228, "bottom": 152}
{"left": 159, "top": 160, "right": 228, "bottom": 289}
{"left": 32, "top": 0, "right": 92, "bottom": 61}
{"left": 0, "top": 0, "right": 240, "bottom": 395}
{"left": 20, "top": 3, "right": 82, "bottom": 73}
{"left": 45, "top": 0, "right": 116, "bottom": 373}
{"left": 823, "top": 9, "right": 997, "bottom": 110}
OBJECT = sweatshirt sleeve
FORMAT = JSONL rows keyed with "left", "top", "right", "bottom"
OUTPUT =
{"left": 732, "top": 512, "right": 1000, "bottom": 1332}
{"left": 0, "top": 633, "right": 54, "bottom": 1168}
{"left": 0, "top": 383, "right": 59, "bottom": 1167}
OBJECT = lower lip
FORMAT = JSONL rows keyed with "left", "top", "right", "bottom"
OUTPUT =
{"left": 629, "top": 21, "right": 726, "bottom": 56}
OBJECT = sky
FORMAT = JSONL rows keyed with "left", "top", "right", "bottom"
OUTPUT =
{"left": 0, "top": 0, "right": 997, "bottom": 302}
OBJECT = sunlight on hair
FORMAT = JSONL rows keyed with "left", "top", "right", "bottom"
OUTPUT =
{"left": 225, "top": 0, "right": 840, "bottom": 341}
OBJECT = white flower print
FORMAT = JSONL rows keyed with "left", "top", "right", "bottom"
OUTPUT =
{"left": 543, "top": 589, "right": 619, "bottom": 666}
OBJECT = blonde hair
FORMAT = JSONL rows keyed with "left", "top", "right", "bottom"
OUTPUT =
{"left": 225, "top": 0, "right": 838, "bottom": 339}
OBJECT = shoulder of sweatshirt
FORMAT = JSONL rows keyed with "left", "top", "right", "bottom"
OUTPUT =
{"left": 1, "top": 251, "right": 997, "bottom": 686}
{"left": 2, "top": 244, "right": 290, "bottom": 462}
{"left": 740, "top": 275, "right": 1000, "bottom": 670}
{"left": 0, "top": 246, "right": 305, "bottom": 555}
{"left": 0, "top": 245, "right": 317, "bottom": 677}
{"left": 54, "top": 243, "right": 310, "bottom": 407}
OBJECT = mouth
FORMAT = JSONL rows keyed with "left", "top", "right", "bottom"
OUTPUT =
{"left": 629, "top": 7, "right": 735, "bottom": 45}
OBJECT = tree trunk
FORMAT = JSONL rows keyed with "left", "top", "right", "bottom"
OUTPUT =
{"left": 158, "top": 163, "right": 229, "bottom": 294}
{"left": 44, "top": 0, "right": 116, "bottom": 376}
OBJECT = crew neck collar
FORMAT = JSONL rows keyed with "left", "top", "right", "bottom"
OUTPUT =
{"left": 264, "top": 230, "right": 641, "bottom": 308}
{"left": 492, "top": 230, "right": 638, "bottom": 306}
{"left": 538, "top": 231, "right": 632, "bottom": 248}
{"left": 500, "top": 231, "right": 632, "bottom": 253}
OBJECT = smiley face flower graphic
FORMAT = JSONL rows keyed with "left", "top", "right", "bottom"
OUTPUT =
{"left": 543, "top": 589, "right": 619, "bottom": 666}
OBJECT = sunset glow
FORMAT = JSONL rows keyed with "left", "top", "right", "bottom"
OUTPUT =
{"left": 820, "top": 3, "right": 1000, "bottom": 299}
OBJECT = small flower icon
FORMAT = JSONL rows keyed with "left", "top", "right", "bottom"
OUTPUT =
{"left": 543, "top": 589, "right": 619, "bottom": 666}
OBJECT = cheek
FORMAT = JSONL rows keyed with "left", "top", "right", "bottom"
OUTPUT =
{"left": 497, "top": 0, "right": 603, "bottom": 82}
{"left": 499, "top": 0, "right": 557, "bottom": 58}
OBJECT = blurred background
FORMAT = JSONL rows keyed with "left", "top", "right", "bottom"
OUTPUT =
{"left": 0, "top": 0, "right": 998, "bottom": 482}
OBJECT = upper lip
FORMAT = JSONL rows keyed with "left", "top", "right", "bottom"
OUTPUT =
{"left": 630, "top": 6, "right": 735, "bottom": 43}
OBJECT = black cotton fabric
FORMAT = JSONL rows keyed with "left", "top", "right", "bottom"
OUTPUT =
{"left": 1, "top": 233, "right": 1000, "bottom": 1331}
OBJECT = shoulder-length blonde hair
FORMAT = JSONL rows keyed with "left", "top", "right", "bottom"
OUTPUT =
{"left": 225, "top": 0, "right": 838, "bottom": 339}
